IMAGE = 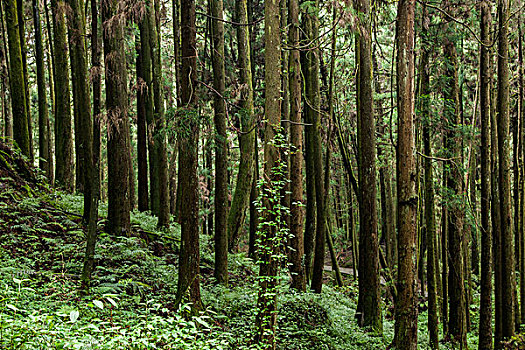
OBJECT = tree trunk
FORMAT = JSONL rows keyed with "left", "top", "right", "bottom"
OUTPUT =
{"left": 102, "top": 0, "right": 131, "bottom": 234}
{"left": 16, "top": 0, "right": 32, "bottom": 162}
{"left": 354, "top": 0, "right": 381, "bottom": 331}
{"left": 394, "top": 0, "right": 417, "bottom": 348}
{"left": 442, "top": 32, "right": 467, "bottom": 347}
{"left": 419, "top": 4, "right": 438, "bottom": 348}
{"left": 254, "top": 0, "right": 280, "bottom": 346}
{"left": 478, "top": 2, "right": 493, "bottom": 348}
{"left": 210, "top": 0, "right": 228, "bottom": 284}
{"left": 497, "top": 0, "right": 515, "bottom": 339}
{"left": 227, "top": 0, "right": 256, "bottom": 252}
{"left": 176, "top": 0, "right": 203, "bottom": 311}
{"left": 150, "top": 0, "right": 170, "bottom": 228}
{"left": 67, "top": 0, "right": 93, "bottom": 224}
{"left": 136, "top": 33, "right": 149, "bottom": 212}
{"left": 304, "top": 0, "right": 326, "bottom": 295}
{"left": 287, "top": 0, "right": 305, "bottom": 291}
{"left": 3, "top": 0, "right": 29, "bottom": 157}
{"left": 51, "top": 0, "right": 74, "bottom": 191}
{"left": 32, "top": 0, "right": 52, "bottom": 180}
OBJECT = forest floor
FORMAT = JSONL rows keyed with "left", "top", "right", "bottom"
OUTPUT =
{"left": 0, "top": 142, "right": 493, "bottom": 349}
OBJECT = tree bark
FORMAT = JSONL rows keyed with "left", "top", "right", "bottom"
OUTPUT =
{"left": 497, "top": 0, "right": 515, "bottom": 339}
{"left": 51, "top": 0, "right": 74, "bottom": 191}
{"left": 394, "top": 0, "right": 418, "bottom": 348}
{"left": 478, "top": 2, "right": 493, "bottom": 348}
{"left": 176, "top": 0, "right": 203, "bottom": 311}
{"left": 254, "top": 0, "right": 280, "bottom": 345}
{"left": 287, "top": 0, "right": 305, "bottom": 291}
{"left": 3, "top": 0, "right": 29, "bottom": 157}
{"left": 227, "top": 0, "right": 256, "bottom": 252}
{"left": 102, "top": 0, "right": 131, "bottom": 234}
{"left": 419, "top": 4, "right": 438, "bottom": 348}
{"left": 210, "top": 0, "right": 228, "bottom": 284}
{"left": 354, "top": 0, "right": 381, "bottom": 331}
{"left": 67, "top": 0, "right": 93, "bottom": 224}
{"left": 32, "top": 0, "right": 52, "bottom": 180}
{"left": 150, "top": 0, "right": 170, "bottom": 228}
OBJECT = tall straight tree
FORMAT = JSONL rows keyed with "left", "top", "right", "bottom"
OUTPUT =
{"left": 16, "top": 0, "right": 32, "bottom": 161}
{"left": 66, "top": 0, "right": 93, "bottom": 223}
{"left": 354, "top": 0, "right": 381, "bottom": 331}
{"left": 227, "top": 0, "right": 256, "bottom": 252}
{"left": 497, "top": 0, "right": 515, "bottom": 339}
{"left": 419, "top": 4, "right": 438, "bottom": 348}
{"left": 32, "top": 0, "right": 52, "bottom": 180}
{"left": 102, "top": 0, "right": 131, "bottom": 234}
{"left": 150, "top": 0, "right": 170, "bottom": 227}
{"left": 210, "top": 0, "right": 228, "bottom": 284}
{"left": 51, "top": 0, "right": 74, "bottom": 191}
{"left": 287, "top": 0, "right": 305, "bottom": 291}
{"left": 394, "top": 0, "right": 417, "bottom": 348}
{"left": 305, "top": 0, "right": 327, "bottom": 294}
{"left": 478, "top": 1, "right": 493, "bottom": 348}
{"left": 136, "top": 23, "right": 149, "bottom": 212}
{"left": 254, "top": 0, "right": 280, "bottom": 344}
{"left": 3, "top": 0, "right": 29, "bottom": 157}
{"left": 176, "top": 0, "right": 202, "bottom": 310}
{"left": 443, "top": 24, "right": 467, "bottom": 347}
{"left": 137, "top": 0, "right": 154, "bottom": 213}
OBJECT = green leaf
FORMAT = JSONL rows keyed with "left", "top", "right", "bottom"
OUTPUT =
{"left": 93, "top": 300, "right": 104, "bottom": 309}
{"left": 69, "top": 310, "right": 79, "bottom": 323}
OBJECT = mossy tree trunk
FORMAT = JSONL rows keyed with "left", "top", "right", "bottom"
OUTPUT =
{"left": 227, "top": 0, "right": 256, "bottom": 252}
{"left": 102, "top": 0, "right": 131, "bottom": 234}
{"left": 176, "top": 0, "right": 203, "bottom": 311}
{"left": 304, "top": 0, "right": 326, "bottom": 295}
{"left": 497, "top": 0, "right": 515, "bottom": 339}
{"left": 210, "top": 0, "right": 228, "bottom": 284}
{"left": 51, "top": 0, "right": 74, "bottom": 191}
{"left": 478, "top": 1, "right": 493, "bottom": 348}
{"left": 3, "top": 0, "right": 29, "bottom": 158}
{"left": 150, "top": 0, "right": 170, "bottom": 228}
{"left": 32, "top": 0, "right": 52, "bottom": 180}
{"left": 443, "top": 32, "right": 467, "bottom": 348}
{"left": 16, "top": 0, "right": 32, "bottom": 162}
{"left": 66, "top": 0, "right": 93, "bottom": 224}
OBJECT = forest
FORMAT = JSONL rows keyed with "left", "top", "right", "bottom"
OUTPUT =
{"left": 0, "top": 0, "right": 522, "bottom": 348}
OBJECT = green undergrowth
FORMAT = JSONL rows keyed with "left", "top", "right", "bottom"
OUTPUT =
{"left": 0, "top": 143, "right": 489, "bottom": 349}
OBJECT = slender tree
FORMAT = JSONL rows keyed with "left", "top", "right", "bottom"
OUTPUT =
{"left": 51, "top": 0, "right": 74, "bottom": 191}
{"left": 32, "top": 0, "right": 52, "bottom": 180}
{"left": 497, "top": 0, "right": 515, "bottom": 339}
{"left": 478, "top": 1, "right": 493, "bottom": 348}
{"left": 67, "top": 0, "right": 93, "bottom": 223}
{"left": 305, "top": 0, "right": 327, "bottom": 295}
{"left": 254, "top": 0, "right": 280, "bottom": 344}
{"left": 150, "top": 0, "right": 170, "bottom": 227}
{"left": 394, "top": 0, "right": 417, "bottom": 348}
{"left": 443, "top": 31, "right": 467, "bottom": 349}
{"left": 16, "top": 0, "right": 32, "bottom": 161}
{"left": 102, "top": 0, "right": 131, "bottom": 234}
{"left": 355, "top": 0, "right": 381, "bottom": 331}
{"left": 3, "top": 0, "right": 29, "bottom": 157}
{"left": 227, "top": 0, "right": 256, "bottom": 252}
{"left": 176, "top": 0, "right": 203, "bottom": 311}
{"left": 288, "top": 0, "right": 305, "bottom": 291}
{"left": 210, "top": 0, "right": 228, "bottom": 284}
{"left": 419, "top": 4, "right": 438, "bottom": 348}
